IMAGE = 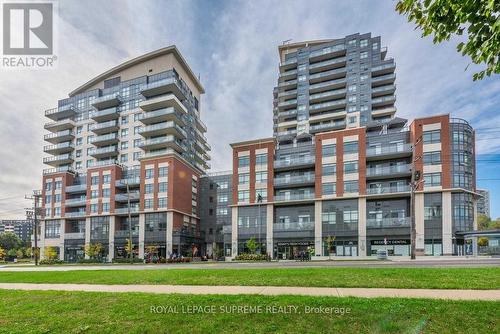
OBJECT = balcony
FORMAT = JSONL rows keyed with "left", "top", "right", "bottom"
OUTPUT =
{"left": 89, "top": 120, "right": 119, "bottom": 134}
{"left": 366, "top": 164, "right": 412, "bottom": 179}
{"left": 366, "top": 185, "right": 411, "bottom": 196}
{"left": 139, "top": 94, "right": 187, "bottom": 113}
{"left": 309, "top": 67, "right": 347, "bottom": 83}
{"left": 139, "top": 136, "right": 185, "bottom": 152}
{"left": 279, "top": 57, "right": 297, "bottom": 70}
{"left": 139, "top": 122, "right": 186, "bottom": 138}
{"left": 65, "top": 232, "right": 85, "bottom": 239}
{"left": 276, "top": 129, "right": 297, "bottom": 140}
{"left": 91, "top": 107, "right": 119, "bottom": 122}
{"left": 309, "top": 77, "right": 346, "bottom": 93}
{"left": 90, "top": 133, "right": 119, "bottom": 146}
{"left": 115, "top": 207, "right": 139, "bottom": 215}
{"left": 43, "top": 154, "right": 73, "bottom": 166}
{"left": 236, "top": 225, "right": 267, "bottom": 236}
{"left": 195, "top": 118, "right": 207, "bottom": 132}
{"left": 223, "top": 225, "right": 232, "bottom": 234}
{"left": 87, "top": 159, "right": 119, "bottom": 169}
{"left": 309, "top": 57, "right": 346, "bottom": 73}
{"left": 309, "top": 110, "right": 346, "bottom": 123}
{"left": 44, "top": 118, "right": 75, "bottom": 132}
{"left": 367, "top": 217, "right": 410, "bottom": 229}
{"left": 65, "top": 197, "right": 87, "bottom": 207}
{"left": 277, "top": 89, "right": 297, "bottom": 99}
{"left": 115, "top": 192, "right": 140, "bottom": 202}
{"left": 274, "top": 221, "right": 314, "bottom": 232}
{"left": 309, "top": 44, "right": 346, "bottom": 61}
{"left": 277, "top": 79, "right": 297, "bottom": 89}
{"left": 371, "top": 84, "right": 396, "bottom": 97}
{"left": 274, "top": 155, "right": 315, "bottom": 170}
{"left": 279, "top": 68, "right": 297, "bottom": 80}
{"left": 277, "top": 99, "right": 297, "bottom": 109}
{"left": 309, "top": 120, "right": 346, "bottom": 133}
{"left": 274, "top": 174, "right": 315, "bottom": 188}
{"left": 115, "top": 230, "right": 140, "bottom": 238}
{"left": 372, "top": 107, "right": 397, "bottom": 117}
{"left": 115, "top": 178, "right": 141, "bottom": 187}
{"left": 89, "top": 145, "right": 118, "bottom": 159}
{"left": 43, "top": 142, "right": 74, "bottom": 155}
{"left": 309, "top": 89, "right": 346, "bottom": 103}
{"left": 43, "top": 166, "right": 75, "bottom": 175}
{"left": 371, "top": 62, "right": 396, "bottom": 76}
{"left": 274, "top": 192, "right": 315, "bottom": 202}
{"left": 44, "top": 130, "right": 74, "bottom": 144}
{"left": 45, "top": 104, "right": 76, "bottom": 121}
{"left": 140, "top": 77, "right": 185, "bottom": 100}
{"left": 92, "top": 93, "right": 122, "bottom": 109}
{"left": 65, "top": 211, "right": 86, "bottom": 218}
{"left": 366, "top": 143, "right": 412, "bottom": 160}
{"left": 66, "top": 184, "right": 87, "bottom": 193}
{"left": 372, "top": 95, "right": 396, "bottom": 107}
{"left": 309, "top": 99, "right": 346, "bottom": 113}
{"left": 371, "top": 73, "right": 396, "bottom": 86}
{"left": 139, "top": 107, "right": 185, "bottom": 125}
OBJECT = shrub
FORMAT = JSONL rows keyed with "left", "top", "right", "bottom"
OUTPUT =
{"left": 77, "top": 258, "right": 105, "bottom": 264}
{"left": 112, "top": 258, "right": 144, "bottom": 264}
{"left": 39, "top": 259, "right": 64, "bottom": 265}
{"left": 234, "top": 253, "right": 269, "bottom": 261}
{"left": 166, "top": 257, "right": 191, "bottom": 263}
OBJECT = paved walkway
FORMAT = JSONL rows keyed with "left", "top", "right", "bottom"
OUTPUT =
{"left": 0, "top": 283, "right": 498, "bottom": 301}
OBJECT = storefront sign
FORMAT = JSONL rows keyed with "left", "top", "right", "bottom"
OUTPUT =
{"left": 277, "top": 241, "right": 314, "bottom": 246}
{"left": 371, "top": 239, "right": 409, "bottom": 245}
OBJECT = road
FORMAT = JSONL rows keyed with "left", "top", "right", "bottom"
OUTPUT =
{"left": 0, "top": 257, "right": 499, "bottom": 271}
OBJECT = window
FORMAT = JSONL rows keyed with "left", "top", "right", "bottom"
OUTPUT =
{"left": 45, "top": 221, "right": 60, "bottom": 238}
{"left": 75, "top": 150, "right": 82, "bottom": 158}
{"left": 217, "top": 207, "right": 228, "bottom": 215}
{"left": 54, "top": 194, "right": 61, "bottom": 203}
{"left": 90, "top": 204, "right": 98, "bottom": 213}
{"left": 144, "top": 199, "right": 153, "bottom": 209}
{"left": 360, "top": 39, "right": 368, "bottom": 47}
{"left": 344, "top": 181, "right": 359, "bottom": 193}
{"left": 348, "top": 95, "right": 357, "bottom": 103}
{"left": 87, "top": 135, "right": 94, "bottom": 144}
{"left": 238, "top": 156, "right": 250, "bottom": 168}
{"left": 133, "top": 152, "right": 140, "bottom": 161}
{"left": 423, "top": 130, "right": 441, "bottom": 144}
{"left": 344, "top": 141, "right": 358, "bottom": 154}
{"left": 373, "top": 42, "right": 379, "bottom": 50}
{"left": 360, "top": 74, "right": 368, "bottom": 81}
{"left": 348, "top": 116, "right": 357, "bottom": 124}
{"left": 102, "top": 203, "right": 110, "bottom": 212}
{"left": 145, "top": 184, "right": 154, "bottom": 194}
{"left": 103, "top": 175, "right": 111, "bottom": 184}
{"left": 348, "top": 84, "right": 357, "bottom": 92}
{"left": 158, "top": 167, "right": 168, "bottom": 177}
{"left": 53, "top": 207, "right": 61, "bottom": 216}
{"left": 322, "top": 212, "right": 336, "bottom": 224}
{"left": 322, "top": 144, "right": 336, "bottom": 157}
{"left": 120, "top": 154, "right": 128, "bottom": 163}
{"left": 256, "top": 171, "right": 268, "bottom": 183}
{"left": 76, "top": 137, "right": 83, "bottom": 146}
{"left": 145, "top": 169, "right": 154, "bottom": 179}
{"left": 348, "top": 106, "right": 356, "bottom": 113}
{"left": 343, "top": 210, "right": 359, "bottom": 224}
{"left": 424, "top": 173, "right": 441, "bottom": 187}
{"left": 121, "top": 141, "right": 128, "bottom": 150}
{"left": 218, "top": 181, "right": 228, "bottom": 189}
{"left": 158, "top": 197, "right": 167, "bottom": 208}
{"left": 218, "top": 194, "right": 228, "bottom": 203}
{"left": 76, "top": 126, "right": 82, "bottom": 134}
{"left": 238, "top": 190, "right": 250, "bottom": 202}
{"left": 238, "top": 173, "right": 249, "bottom": 184}
{"left": 134, "top": 126, "right": 141, "bottom": 134}
{"left": 256, "top": 188, "right": 267, "bottom": 201}
{"left": 158, "top": 182, "right": 167, "bottom": 193}
{"left": 348, "top": 39, "right": 356, "bottom": 46}
{"left": 134, "top": 139, "right": 141, "bottom": 148}
{"left": 255, "top": 153, "right": 267, "bottom": 165}
{"left": 121, "top": 129, "right": 129, "bottom": 137}
{"left": 91, "top": 176, "right": 99, "bottom": 185}
{"left": 134, "top": 113, "right": 141, "bottom": 122}
{"left": 121, "top": 116, "right": 128, "bottom": 124}
{"left": 54, "top": 181, "right": 62, "bottom": 189}
{"left": 360, "top": 51, "right": 368, "bottom": 59}
{"left": 102, "top": 188, "right": 110, "bottom": 197}
{"left": 45, "top": 195, "right": 51, "bottom": 204}
{"left": 423, "top": 151, "right": 441, "bottom": 165}
{"left": 322, "top": 163, "right": 336, "bottom": 176}
{"left": 344, "top": 161, "right": 358, "bottom": 174}
{"left": 91, "top": 190, "right": 99, "bottom": 199}
{"left": 322, "top": 183, "right": 336, "bottom": 195}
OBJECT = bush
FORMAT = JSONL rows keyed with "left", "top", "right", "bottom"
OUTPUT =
{"left": 166, "top": 257, "right": 191, "bottom": 263}
{"left": 39, "top": 259, "right": 65, "bottom": 265}
{"left": 112, "top": 258, "right": 144, "bottom": 264}
{"left": 234, "top": 253, "right": 270, "bottom": 261}
{"left": 77, "top": 258, "right": 106, "bottom": 264}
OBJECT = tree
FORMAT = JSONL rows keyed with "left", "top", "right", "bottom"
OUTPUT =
{"left": 84, "top": 243, "right": 103, "bottom": 260}
{"left": 16, "top": 249, "right": 24, "bottom": 259}
{"left": 396, "top": 0, "right": 500, "bottom": 80}
{"left": 0, "top": 232, "right": 22, "bottom": 251}
{"left": 124, "top": 239, "right": 134, "bottom": 260}
{"left": 44, "top": 247, "right": 58, "bottom": 261}
{"left": 25, "top": 247, "right": 32, "bottom": 258}
{"left": 0, "top": 247, "right": 5, "bottom": 261}
{"left": 325, "top": 235, "right": 336, "bottom": 260}
{"left": 478, "top": 237, "right": 489, "bottom": 247}
{"left": 246, "top": 237, "right": 257, "bottom": 254}
{"left": 145, "top": 245, "right": 158, "bottom": 262}
{"left": 477, "top": 214, "right": 491, "bottom": 230}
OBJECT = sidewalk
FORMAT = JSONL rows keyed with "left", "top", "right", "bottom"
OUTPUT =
{"left": 0, "top": 283, "right": 498, "bottom": 300}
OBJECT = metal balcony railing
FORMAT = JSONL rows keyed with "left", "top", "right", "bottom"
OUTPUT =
{"left": 366, "top": 217, "right": 410, "bottom": 228}
{"left": 366, "top": 164, "right": 411, "bottom": 177}
{"left": 366, "top": 185, "right": 411, "bottom": 195}
{"left": 274, "top": 192, "right": 315, "bottom": 201}
{"left": 366, "top": 144, "right": 412, "bottom": 157}
{"left": 274, "top": 155, "right": 315, "bottom": 168}
{"left": 274, "top": 174, "right": 315, "bottom": 186}
{"left": 273, "top": 221, "right": 314, "bottom": 231}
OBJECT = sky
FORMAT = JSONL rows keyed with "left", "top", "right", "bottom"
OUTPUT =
{"left": 0, "top": 0, "right": 499, "bottom": 219}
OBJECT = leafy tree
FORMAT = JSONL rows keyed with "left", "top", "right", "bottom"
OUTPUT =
{"left": 145, "top": 245, "right": 158, "bottom": 262}
{"left": 0, "top": 246, "right": 5, "bottom": 260}
{"left": 0, "top": 232, "right": 22, "bottom": 251}
{"left": 246, "top": 237, "right": 257, "bottom": 254}
{"left": 84, "top": 243, "right": 103, "bottom": 259}
{"left": 477, "top": 214, "right": 491, "bottom": 230}
{"left": 16, "top": 249, "right": 24, "bottom": 259}
{"left": 478, "top": 237, "right": 489, "bottom": 247}
{"left": 25, "top": 247, "right": 32, "bottom": 258}
{"left": 124, "top": 239, "right": 134, "bottom": 259}
{"left": 44, "top": 247, "right": 58, "bottom": 261}
{"left": 325, "top": 235, "right": 336, "bottom": 260}
{"left": 396, "top": 0, "right": 500, "bottom": 80}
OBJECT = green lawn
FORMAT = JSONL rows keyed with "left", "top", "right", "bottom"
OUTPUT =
{"left": 1, "top": 267, "right": 499, "bottom": 289}
{"left": 0, "top": 290, "right": 497, "bottom": 333}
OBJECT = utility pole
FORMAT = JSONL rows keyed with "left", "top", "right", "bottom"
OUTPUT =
{"left": 410, "top": 137, "right": 422, "bottom": 260}
{"left": 26, "top": 190, "right": 42, "bottom": 266}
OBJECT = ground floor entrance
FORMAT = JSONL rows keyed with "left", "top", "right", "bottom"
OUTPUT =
{"left": 369, "top": 239, "right": 410, "bottom": 256}
{"left": 275, "top": 241, "right": 314, "bottom": 260}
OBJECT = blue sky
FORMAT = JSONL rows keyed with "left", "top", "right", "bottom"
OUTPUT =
{"left": 0, "top": 0, "right": 499, "bottom": 218}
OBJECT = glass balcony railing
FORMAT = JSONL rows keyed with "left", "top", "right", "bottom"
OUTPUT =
{"left": 89, "top": 120, "right": 118, "bottom": 132}
{"left": 87, "top": 159, "right": 119, "bottom": 168}
{"left": 66, "top": 184, "right": 87, "bottom": 192}
{"left": 366, "top": 217, "right": 410, "bottom": 228}
{"left": 43, "top": 142, "right": 74, "bottom": 152}
{"left": 90, "top": 133, "right": 118, "bottom": 144}
{"left": 309, "top": 67, "right": 346, "bottom": 81}
{"left": 91, "top": 107, "right": 119, "bottom": 120}
{"left": 309, "top": 89, "right": 346, "bottom": 100}
{"left": 274, "top": 174, "right": 315, "bottom": 186}
{"left": 309, "top": 77, "right": 346, "bottom": 91}
{"left": 65, "top": 211, "right": 86, "bottom": 218}
{"left": 309, "top": 99, "right": 346, "bottom": 111}
{"left": 65, "top": 197, "right": 87, "bottom": 206}
{"left": 366, "top": 185, "right": 411, "bottom": 195}
{"left": 43, "top": 166, "right": 75, "bottom": 175}
{"left": 366, "top": 164, "right": 412, "bottom": 177}
{"left": 366, "top": 144, "right": 412, "bottom": 157}
{"left": 278, "top": 99, "right": 297, "bottom": 107}
{"left": 276, "top": 129, "right": 297, "bottom": 137}
{"left": 64, "top": 232, "right": 85, "bottom": 239}
{"left": 371, "top": 73, "right": 396, "bottom": 83}
{"left": 278, "top": 79, "right": 297, "bottom": 87}
{"left": 372, "top": 62, "right": 396, "bottom": 73}
{"left": 44, "top": 130, "right": 74, "bottom": 141}
{"left": 139, "top": 122, "right": 187, "bottom": 137}
{"left": 115, "top": 230, "right": 140, "bottom": 238}
{"left": 115, "top": 207, "right": 139, "bottom": 214}
{"left": 309, "top": 57, "right": 346, "bottom": 70}
{"left": 274, "top": 156, "right": 315, "bottom": 168}
{"left": 309, "top": 44, "right": 345, "bottom": 58}
{"left": 115, "top": 178, "right": 141, "bottom": 187}
{"left": 274, "top": 221, "right": 314, "bottom": 231}
{"left": 372, "top": 95, "right": 396, "bottom": 104}
{"left": 274, "top": 193, "right": 315, "bottom": 201}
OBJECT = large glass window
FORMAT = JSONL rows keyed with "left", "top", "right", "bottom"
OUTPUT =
{"left": 343, "top": 141, "right": 358, "bottom": 154}
{"left": 344, "top": 161, "right": 358, "bottom": 174}
{"left": 256, "top": 171, "right": 268, "bottom": 183}
{"left": 45, "top": 220, "right": 60, "bottom": 238}
{"left": 423, "top": 151, "right": 441, "bottom": 165}
{"left": 238, "top": 156, "right": 250, "bottom": 168}
{"left": 322, "top": 163, "right": 336, "bottom": 176}
{"left": 344, "top": 181, "right": 359, "bottom": 193}
{"left": 322, "top": 144, "right": 336, "bottom": 157}
{"left": 423, "top": 130, "right": 441, "bottom": 144}
{"left": 238, "top": 173, "right": 249, "bottom": 184}
{"left": 322, "top": 183, "right": 336, "bottom": 196}
{"left": 424, "top": 173, "right": 441, "bottom": 187}
{"left": 238, "top": 190, "right": 250, "bottom": 202}
{"left": 255, "top": 153, "right": 267, "bottom": 165}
